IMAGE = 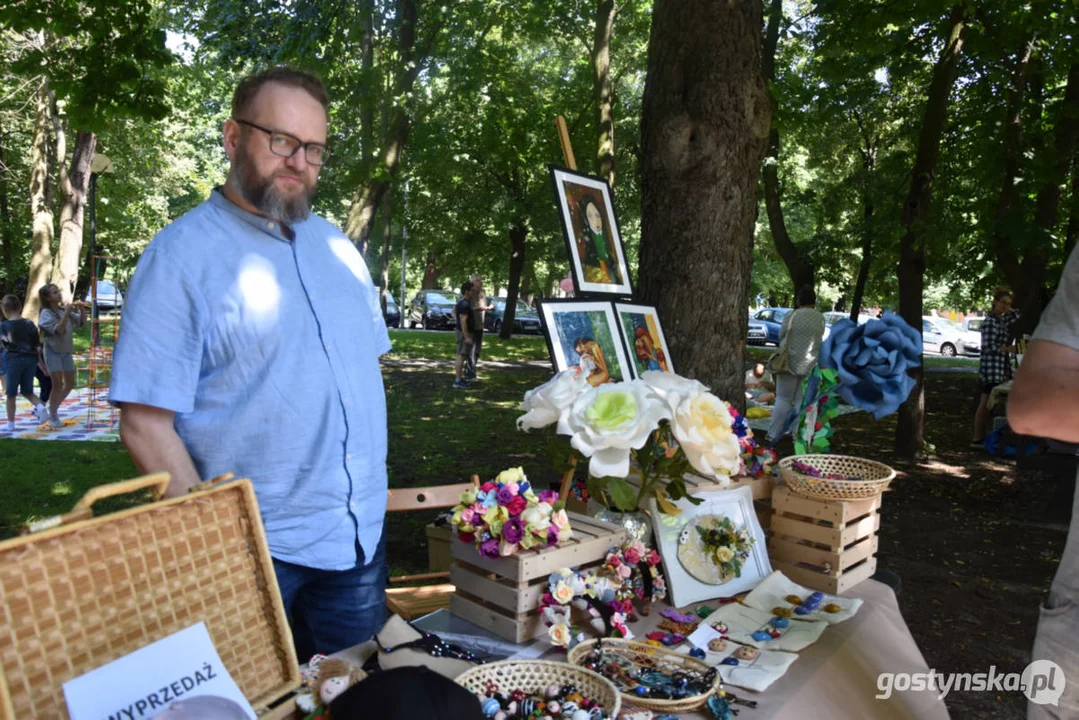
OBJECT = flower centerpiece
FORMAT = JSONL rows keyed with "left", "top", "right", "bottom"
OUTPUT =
{"left": 602, "top": 539, "right": 666, "bottom": 616}
{"left": 693, "top": 516, "right": 754, "bottom": 581}
{"left": 449, "top": 468, "right": 573, "bottom": 558}
{"left": 540, "top": 567, "right": 632, "bottom": 649}
{"left": 518, "top": 369, "right": 764, "bottom": 515}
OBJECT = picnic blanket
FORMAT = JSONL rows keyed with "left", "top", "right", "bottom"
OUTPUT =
{"left": 2, "top": 388, "right": 119, "bottom": 442}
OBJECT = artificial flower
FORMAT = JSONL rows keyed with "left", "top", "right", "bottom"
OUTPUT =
{"left": 553, "top": 581, "right": 575, "bottom": 604}
{"left": 518, "top": 371, "right": 591, "bottom": 431}
{"left": 498, "top": 539, "right": 517, "bottom": 556}
{"left": 669, "top": 392, "right": 742, "bottom": 478}
{"left": 477, "top": 489, "right": 498, "bottom": 509}
{"left": 549, "top": 622, "right": 572, "bottom": 648}
{"left": 496, "top": 485, "right": 516, "bottom": 506}
{"left": 551, "top": 509, "right": 572, "bottom": 535}
{"left": 505, "top": 495, "right": 527, "bottom": 516}
{"left": 459, "top": 488, "right": 477, "bottom": 506}
{"left": 716, "top": 546, "right": 735, "bottom": 563}
{"left": 558, "top": 381, "right": 671, "bottom": 478}
{"left": 522, "top": 503, "right": 553, "bottom": 531}
{"left": 546, "top": 525, "right": 560, "bottom": 547}
{"left": 502, "top": 517, "right": 524, "bottom": 545}
{"left": 479, "top": 537, "right": 499, "bottom": 559}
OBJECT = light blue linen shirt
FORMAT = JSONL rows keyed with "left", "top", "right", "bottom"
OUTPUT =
{"left": 110, "top": 189, "right": 392, "bottom": 571}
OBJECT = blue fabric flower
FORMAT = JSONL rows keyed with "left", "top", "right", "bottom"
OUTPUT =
{"left": 818, "top": 312, "right": 922, "bottom": 419}
{"left": 477, "top": 489, "right": 498, "bottom": 508}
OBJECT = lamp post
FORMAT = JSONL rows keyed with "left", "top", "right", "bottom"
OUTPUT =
{"left": 400, "top": 177, "right": 409, "bottom": 328}
{"left": 87, "top": 153, "right": 112, "bottom": 343}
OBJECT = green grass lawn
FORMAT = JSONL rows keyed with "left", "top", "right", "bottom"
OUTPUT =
{"left": 386, "top": 328, "right": 549, "bottom": 362}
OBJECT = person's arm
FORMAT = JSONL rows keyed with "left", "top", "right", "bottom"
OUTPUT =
{"left": 1008, "top": 340, "right": 1079, "bottom": 441}
{"left": 119, "top": 403, "right": 203, "bottom": 498}
{"left": 462, "top": 311, "right": 473, "bottom": 342}
{"left": 54, "top": 304, "right": 74, "bottom": 335}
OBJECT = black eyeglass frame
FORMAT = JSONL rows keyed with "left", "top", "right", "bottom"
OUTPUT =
{"left": 233, "top": 118, "right": 329, "bottom": 166}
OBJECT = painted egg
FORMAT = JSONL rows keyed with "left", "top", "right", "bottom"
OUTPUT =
{"left": 784, "top": 594, "right": 803, "bottom": 605}
{"left": 482, "top": 698, "right": 501, "bottom": 717}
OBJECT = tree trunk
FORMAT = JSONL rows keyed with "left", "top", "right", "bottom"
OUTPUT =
{"left": 1066, "top": 156, "right": 1078, "bottom": 257}
{"left": 380, "top": 186, "right": 392, "bottom": 315}
{"left": 51, "top": 129, "right": 96, "bottom": 303}
{"left": 637, "top": 0, "right": 771, "bottom": 408}
{"left": 0, "top": 116, "right": 12, "bottom": 295}
{"left": 421, "top": 249, "right": 449, "bottom": 289}
{"left": 593, "top": 0, "right": 617, "bottom": 186}
{"left": 761, "top": 0, "right": 813, "bottom": 297}
{"left": 895, "top": 5, "right": 967, "bottom": 459}
{"left": 25, "top": 79, "right": 55, "bottom": 322}
{"left": 499, "top": 220, "right": 527, "bottom": 340}
{"left": 344, "top": 0, "right": 420, "bottom": 253}
{"left": 991, "top": 34, "right": 1036, "bottom": 290}
{"left": 360, "top": 0, "right": 376, "bottom": 167}
{"left": 1016, "top": 61, "right": 1079, "bottom": 332}
{"left": 850, "top": 135, "right": 877, "bottom": 320}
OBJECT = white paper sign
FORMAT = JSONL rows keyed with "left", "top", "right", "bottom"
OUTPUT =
{"left": 63, "top": 622, "right": 256, "bottom": 720}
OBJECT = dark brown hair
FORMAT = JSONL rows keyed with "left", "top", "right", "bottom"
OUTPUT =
{"left": 231, "top": 67, "right": 330, "bottom": 119}
{"left": 1, "top": 294, "right": 21, "bottom": 313}
{"left": 796, "top": 285, "right": 816, "bottom": 307}
{"left": 993, "top": 287, "right": 1013, "bottom": 303}
{"left": 38, "top": 283, "right": 60, "bottom": 310}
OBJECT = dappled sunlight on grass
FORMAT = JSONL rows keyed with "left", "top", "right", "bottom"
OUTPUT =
{"left": 51, "top": 482, "right": 73, "bottom": 496}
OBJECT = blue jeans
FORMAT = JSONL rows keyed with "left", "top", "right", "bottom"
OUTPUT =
{"left": 272, "top": 531, "right": 388, "bottom": 662}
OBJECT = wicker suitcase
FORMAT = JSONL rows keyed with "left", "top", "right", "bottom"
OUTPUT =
{"left": 0, "top": 473, "right": 301, "bottom": 719}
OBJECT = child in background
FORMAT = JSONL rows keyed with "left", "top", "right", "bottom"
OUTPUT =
{"left": 37, "top": 283, "right": 86, "bottom": 426}
{"left": 0, "top": 294, "right": 50, "bottom": 432}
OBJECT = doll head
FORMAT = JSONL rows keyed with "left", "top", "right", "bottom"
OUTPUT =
{"left": 733, "top": 646, "right": 759, "bottom": 662}
{"left": 316, "top": 658, "right": 366, "bottom": 705}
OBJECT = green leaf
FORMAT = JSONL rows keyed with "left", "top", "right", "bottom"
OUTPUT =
{"left": 607, "top": 476, "right": 639, "bottom": 512}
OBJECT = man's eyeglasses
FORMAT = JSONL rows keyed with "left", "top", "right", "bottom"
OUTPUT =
{"left": 234, "top": 119, "right": 328, "bottom": 166}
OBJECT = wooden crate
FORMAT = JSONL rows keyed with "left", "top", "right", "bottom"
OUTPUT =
{"left": 766, "top": 486, "right": 881, "bottom": 594}
{"left": 448, "top": 513, "right": 626, "bottom": 643}
{"left": 426, "top": 523, "right": 452, "bottom": 572}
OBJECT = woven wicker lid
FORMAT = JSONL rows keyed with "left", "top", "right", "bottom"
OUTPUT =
{"left": 0, "top": 476, "right": 300, "bottom": 719}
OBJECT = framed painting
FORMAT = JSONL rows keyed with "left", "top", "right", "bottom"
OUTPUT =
{"left": 644, "top": 485, "right": 772, "bottom": 608}
{"left": 614, "top": 302, "right": 674, "bottom": 378}
{"left": 537, "top": 299, "right": 631, "bottom": 386}
{"left": 550, "top": 166, "right": 633, "bottom": 298}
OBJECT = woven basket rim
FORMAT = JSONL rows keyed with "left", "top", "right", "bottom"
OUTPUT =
{"left": 455, "top": 659, "right": 622, "bottom": 717}
{"left": 779, "top": 454, "right": 895, "bottom": 500}
{"left": 778, "top": 454, "right": 897, "bottom": 480}
{"left": 566, "top": 638, "right": 721, "bottom": 712}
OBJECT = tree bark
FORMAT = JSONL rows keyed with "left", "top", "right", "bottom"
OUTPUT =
{"left": 895, "top": 5, "right": 967, "bottom": 459}
{"left": 344, "top": 0, "right": 421, "bottom": 253}
{"left": 421, "top": 249, "right": 450, "bottom": 289}
{"left": 1065, "top": 155, "right": 1078, "bottom": 258}
{"left": 593, "top": 0, "right": 617, "bottom": 186}
{"left": 761, "top": 0, "right": 813, "bottom": 297}
{"left": 25, "top": 79, "right": 55, "bottom": 322}
{"left": 850, "top": 120, "right": 877, "bottom": 320}
{"left": 0, "top": 116, "right": 12, "bottom": 295}
{"left": 51, "top": 129, "right": 96, "bottom": 303}
{"left": 637, "top": 0, "right": 771, "bottom": 408}
{"left": 991, "top": 34, "right": 1036, "bottom": 290}
{"left": 499, "top": 219, "right": 527, "bottom": 340}
{"left": 360, "top": 0, "right": 376, "bottom": 167}
{"left": 380, "top": 186, "right": 392, "bottom": 315}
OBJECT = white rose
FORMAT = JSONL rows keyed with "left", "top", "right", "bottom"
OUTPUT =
{"left": 558, "top": 380, "right": 671, "bottom": 478}
{"left": 548, "top": 622, "right": 572, "bottom": 647}
{"left": 670, "top": 391, "right": 742, "bottom": 478}
{"left": 716, "top": 546, "right": 735, "bottom": 563}
{"left": 518, "top": 370, "right": 591, "bottom": 431}
{"left": 522, "top": 502, "right": 552, "bottom": 531}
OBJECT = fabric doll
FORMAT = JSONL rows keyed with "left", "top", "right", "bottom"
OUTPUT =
{"left": 302, "top": 658, "right": 367, "bottom": 720}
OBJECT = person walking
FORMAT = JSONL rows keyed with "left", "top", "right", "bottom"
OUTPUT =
{"left": 765, "top": 286, "right": 826, "bottom": 443}
{"left": 0, "top": 294, "right": 50, "bottom": 432}
{"left": 109, "top": 67, "right": 392, "bottom": 660}
{"left": 465, "top": 274, "right": 493, "bottom": 380}
{"left": 972, "top": 288, "right": 1020, "bottom": 447}
{"left": 37, "top": 283, "right": 87, "bottom": 427}
{"left": 454, "top": 281, "right": 474, "bottom": 389}
{"left": 1008, "top": 247, "right": 1079, "bottom": 717}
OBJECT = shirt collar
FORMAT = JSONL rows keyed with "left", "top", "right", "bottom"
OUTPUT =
{"left": 210, "top": 187, "right": 295, "bottom": 242}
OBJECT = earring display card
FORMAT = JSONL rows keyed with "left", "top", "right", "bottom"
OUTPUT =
{"left": 741, "top": 570, "right": 863, "bottom": 624}
{"left": 677, "top": 629, "right": 798, "bottom": 693}
{"left": 706, "top": 603, "right": 827, "bottom": 653}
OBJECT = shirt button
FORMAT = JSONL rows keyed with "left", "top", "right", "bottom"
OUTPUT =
{"left": 346, "top": 453, "right": 352, "bottom": 460}
{"left": 267, "top": 221, "right": 275, "bottom": 229}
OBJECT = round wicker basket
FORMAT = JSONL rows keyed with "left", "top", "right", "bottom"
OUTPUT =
{"left": 455, "top": 659, "right": 621, "bottom": 718}
{"left": 779, "top": 454, "right": 896, "bottom": 501}
{"left": 566, "top": 638, "right": 721, "bottom": 713}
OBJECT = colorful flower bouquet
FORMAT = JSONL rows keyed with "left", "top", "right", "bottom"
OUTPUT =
{"left": 449, "top": 468, "right": 573, "bottom": 558}
{"left": 518, "top": 370, "right": 768, "bottom": 514}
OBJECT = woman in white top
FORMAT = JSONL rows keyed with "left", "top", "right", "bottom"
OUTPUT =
{"left": 765, "top": 286, "right": 826, "bottom": 442}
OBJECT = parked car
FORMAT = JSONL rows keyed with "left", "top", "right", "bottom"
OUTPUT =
{"left": 407, "top": 290, "right": 458, "bottom": 330}
{"left": 822, "top": 311, "right": 874, "bottom": 340}
{"left": 922, "top": 316, "right": 965, "bottom": 357}
{"left": 92, "top": 280, "right": 123, "bottom": 311}
{"left": 746, "top": 319, "right": 768, "bottom": 345}
{"left": 484, "top": 297, "right": 542, "bottom": 334}
{"left": 751, "top": 307, "right": 792, "bottom": 346}
{"left": 383, "top": 292, "right": 400, "bottom": 328}
{"left": 961, "top": 316, "right": 983, "bottom": 355}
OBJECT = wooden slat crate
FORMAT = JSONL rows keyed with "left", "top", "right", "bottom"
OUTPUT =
{"left": 766, "top": 486, "right": 881, "bottom": 594}
{"left": 426, "top": 523, "right": 452, "bottom": 572}
{"left": 448, "top": 513, "right": 626, "bottom": 643}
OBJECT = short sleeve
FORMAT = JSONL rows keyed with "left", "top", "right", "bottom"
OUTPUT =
{"left": 356, "top": 257, "right": 391, "bottom": 356}
{"left": 38, "top": 309, "right": 59, "bottom": 336}
{"left": 1033, "top": 246, "right": 1079, "bottom": 351}
{"left": 108, "top": 245, "right": 208, "bottom": 413}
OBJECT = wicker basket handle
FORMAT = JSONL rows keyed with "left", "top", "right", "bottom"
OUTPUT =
{"left": 21, "top": 473, "right": 172, "bottom": 535}
{"left": 190, "top": 472, "right": 237, "bottom": 493}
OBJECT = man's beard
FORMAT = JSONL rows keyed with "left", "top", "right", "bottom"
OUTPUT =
{"left": 232, "top": 143, "right": 316, "bottom": 224}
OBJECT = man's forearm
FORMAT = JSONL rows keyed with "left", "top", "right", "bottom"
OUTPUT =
{"left": 119, "top": 413, "right": 203, "bottom": 498}
{"left": 1008, "top": 340, "right": 1079, "bottom": 442}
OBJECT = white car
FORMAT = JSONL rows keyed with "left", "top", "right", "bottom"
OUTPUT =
{"left": 822, "top": 311, "right": 874, "bottom": 340}
{"left": 922, "top": 316, "right": 965, "bottom": 357}
{"left": 961, "top": 316, "right": 983, "bottom": 355}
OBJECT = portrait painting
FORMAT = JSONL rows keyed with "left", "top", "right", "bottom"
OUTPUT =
{"left": 538, "top": 299, "right": 630, "bottom": 385}
{"left": 615, "top": 302, "right": 673, "bottom": 378}
{"left": 550, "top": 166, "right": 633, "bottom": 298}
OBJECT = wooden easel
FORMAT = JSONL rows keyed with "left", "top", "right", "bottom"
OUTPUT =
{"left": 554, "top": 114, "right": 581, "bottom": 503}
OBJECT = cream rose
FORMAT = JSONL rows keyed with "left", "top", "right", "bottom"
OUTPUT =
{"left": 558, "top": 380, "right": 671, "bottom": 478}
{"left": 715, "top": 546, "right": 735, "bottom": 563}
{"left": 671, "top": 392, "right": 742, "bottom": 478}
{"left": 548, "top": 622, "right": 572, "bottom": 648}
{"left": 553, "top": 580, "right": 575, "bottom": 604}
{"left": 522, "top": 502, "right": 553, "bottom": 531}
{"left": 551, "top": 509, "right": 573, "bottom": 542}
{"left": 518, "top": 370, "right": 591, "bottom": 431}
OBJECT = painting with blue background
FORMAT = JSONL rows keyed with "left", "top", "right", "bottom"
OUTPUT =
{"left": 552, "top": 310, "right": 623, "bottom": 380}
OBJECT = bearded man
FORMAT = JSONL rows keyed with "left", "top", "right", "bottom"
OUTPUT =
{"left": 110, "top": 68, "right": 392, "bottom": 659}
